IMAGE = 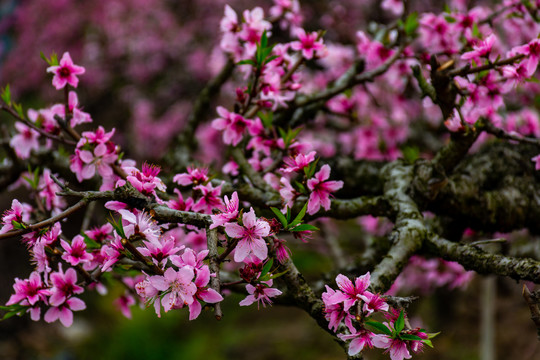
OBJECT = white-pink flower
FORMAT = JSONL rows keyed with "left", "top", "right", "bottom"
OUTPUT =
{"left": 150, "top": 267, "right": 197, "bottom": 312}
{"left": 307, "top": 164, "right": 343, "bottom": 215}
{"left": 239, "top": 280, "right": 282, "bottom": 308}
{"left": 210, "top": 191, "right": 239, "bottom": 229}
{"left": 225, "top": 207, "right": 270, "bottom": 262}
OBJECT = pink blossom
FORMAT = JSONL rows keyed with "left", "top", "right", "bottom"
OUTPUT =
{"left": 210, "top": 191, "right": 239, "bottom": 229}
{"left": 49, "top": 266, "right": 84, "bottom": 307}
{"left": 291, "top": 28, "right": 325, "bottom": 59}
{"left": 10, "top": 122, "right": 40, "bottom": 159}
{"left": 38, "top": 169, "right": 66, "bottom": 214}
{"left": 137, "top": 236, "right": 185, "bottom": 268}
{"left": 373, "top": 336, "right": 412, "bottom": 360}
{"left": 280, "top": 151, "right": 316, "bottom": 173}
{"left": 119, "top": 209, "right": 161, "bottom": 242}
{"left": 212, "top": 106, "right": 260, "bottom": 146}
{"left": 46, "top": 52, "right": 85, "bottom": 90}
{"left": 85, "top": 223, "right": 114, "bottom": 243}
{"left": 326, "top": 273, "right": 371, "bottom": 311}
{"left": 113, "top": 292, "right": 136, "bottom": 319}
{"left": 44, "top": 297, "right": 86, "bottom": 327}
{"left": 338, "top": 329, "right": 375, "bottom": 356}
{"left": 7, "top": 271, "right": 50, "bottom": 306}
{"left": 239, "top": 280, "right": 282, "bottom": 308}
{"left": 150, "top": 267, "right": 197, "bottom": 312}
{"left": 359, "top": 291, "right": 389, "bottom": 315}
{"left": 513, "top": 39, "right": 540, "bottom": 76}
{"left": 532, "top": 154, "right": 540, "bottom": 170}
{"left": 461, "top": 34, "right": 496, "bottom": 61}
{"left": 192, "top": 182, "right": 225, "bottom": 214}
{"left": 0, "top": 199, "right": 33, "bottom": 234}
{"left": 321, "top": 285, "right": 355, "bottom": 332}
{"left": 225, "top": 208, "right": 270, "bottom": 262}
{"left": 126, "top": 162, "right": 166, "bottom": 197}
{"left": 173, "top": 166, "right": 209, "bottom": 186}
{"left": 307, "top": 164, "right": 343, "bottom": 215}
{"left": 381, "top": 0, "right": 404, "bottom": 17}
{"left": 220, "top": 5, "right": 239, "bottom": 33}
{"left": 188, "top": 266, "right": 223, "bottom": 320}
{"left": 61, "top": 235, "right": 93, "bottom": 266}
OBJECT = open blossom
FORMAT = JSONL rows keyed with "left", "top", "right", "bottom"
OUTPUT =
{"left": 125, "top": 162, "right": 166, "bottom": 197}
{"left": 173, "top": 166, "right": 209, "bottom": 186}
{"left": 321, "top": 285, "right": 355, "bottom": 333}
{"left": 307, "top": 164, "right": 343, "bottom": 215}
{"left": 212, "top": 106, "right": 261, "bottom": 146}
{"left": 513, "top": 38, "right": 540, "bottom": 76}
{"left": 119, "top": 209, "right": 161, "bottom": 242}
{"left": 373, "top": 336, "right": 412, "bottom": 360}
{"left": 61, "top": 235, "right": 93, "bottom": 266}
{"left": 326, "top": 273, "right": 371, "bottom": 311}
{"left": 137, "top": 236, "right": 184, "bottom": 268}
{"left": 210, "top": 191, "right": 239, "bottom": 229}
{"left": 280, "top": 150, "right": 316, "bottom": 173}
{"left": 338, "top": 329, "right": 376, "bottom": 357}
{"left": 10, "top": 122, "right": 40, "bottom": 159}
{"left": 192, "top": 182, "right": 225, "bottom": 214}
{"left": 225, "top": 207, "right": 270, "bottom": 262}
{"left": 188, "top": 266, "right": 224, "bottom": 320}
{"left": 239, "top": 280, "right": 282, "bottom": 308}
{"left": 46, "top": 52, "right": 85, "bottom": 90}
{"left": 0, "top": 199, "right": 33, "bottom": 234}
{"left": 291, "top": 28, "right": 325, "bottom": 59}
{"left": 150, "top": 267, "right": 197, "bottom": 312}
{"left": 7, "top": 271, "right": 50, "bottom": 307}
{"left": 461, "top": 33, "right": 496, "bottom": 61}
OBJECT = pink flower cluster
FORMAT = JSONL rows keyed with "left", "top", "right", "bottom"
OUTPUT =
{"left": 322, "top": 273, "right": 431, "bottom": 360}
{"left": 7, "top": 266, "right": 85, "bottom": 327}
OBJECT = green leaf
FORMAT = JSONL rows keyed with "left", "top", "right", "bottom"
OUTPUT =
{"left": 108, "top": 215, "right": 126, "bottom": 239}
{"left": 402, "top": 146, "right": 419, "bottom": 164}
{"left": 472, "top": 23, "right": 480, "bottom": 38}
{"left": 394, "top": 309, "right": 405, "bottom": 334}
{"left": 258, "top": 111, "right": 273, "bottom": 128}
{"left": 427, "top": 331, "right": 440, "bottom": 339}
{"left": 304, "top": 158, "right": 320, "bottom": 179}
{"left": 40, "top": 51, "right": 58, "bottom": 66}
{"left": 404, "top": 12, "right": 419, "bottom": 36}
{"left": 1, "top": 84, "right": 11, "bottom": 106}
{"left": 268, "top": 269, "right": 288, "bottom": 279}
{"left": 365, "top": 321, "right": 393, "bottom": 336}
{"left": 288, "top": 203, "right": 308, "bottom": 229}
{"left": 291, "top": 224, "right": 319, "bottom": 232}
{"left": 270, "top": 207, "right": 288, "bottom": 228}
{"left": 11, "top": 221, "right": 27, "bottom": 230}
{"left": 237, "top": 59, "right": 256, "bottom": 66}
{"left": 400, "top": 334, "right": 423, "bottom": 341}
{"left": 13, "top": 103, "right": 25, "bottom": 120}
{"left": 82, "top": 233, "right": 101, "bottom": 250}
{"left": 286, "top": 206, "right": 291, "bottom": 223}
{"left": 259, "top": 258, "right": 274, "bottom": 279}
{"left": 294, "top": 181, "right": 306, "bottom": 194}
{"left": 2, "top": 311, "right": 21, "bottom": 321}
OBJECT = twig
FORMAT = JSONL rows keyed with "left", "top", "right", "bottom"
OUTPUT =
{"left": 448, "top": 54, "right": 525, "bottom": 77}
{"left": 0, "top": 199, "right": 88, "bottom": 240}
{"left": 1, "top": 105, "right": 77, "bottom": 146}
{"left": 206, "top": 226, "right": 223, "bottom": 320}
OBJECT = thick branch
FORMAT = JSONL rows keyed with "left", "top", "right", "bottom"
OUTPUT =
{"left": 423, "top": 236, "right": 540, "bottom": 283}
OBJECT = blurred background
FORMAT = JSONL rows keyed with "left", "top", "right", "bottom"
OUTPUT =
{"left": 0, "top": 0, "right": 539, "bottom": 359}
